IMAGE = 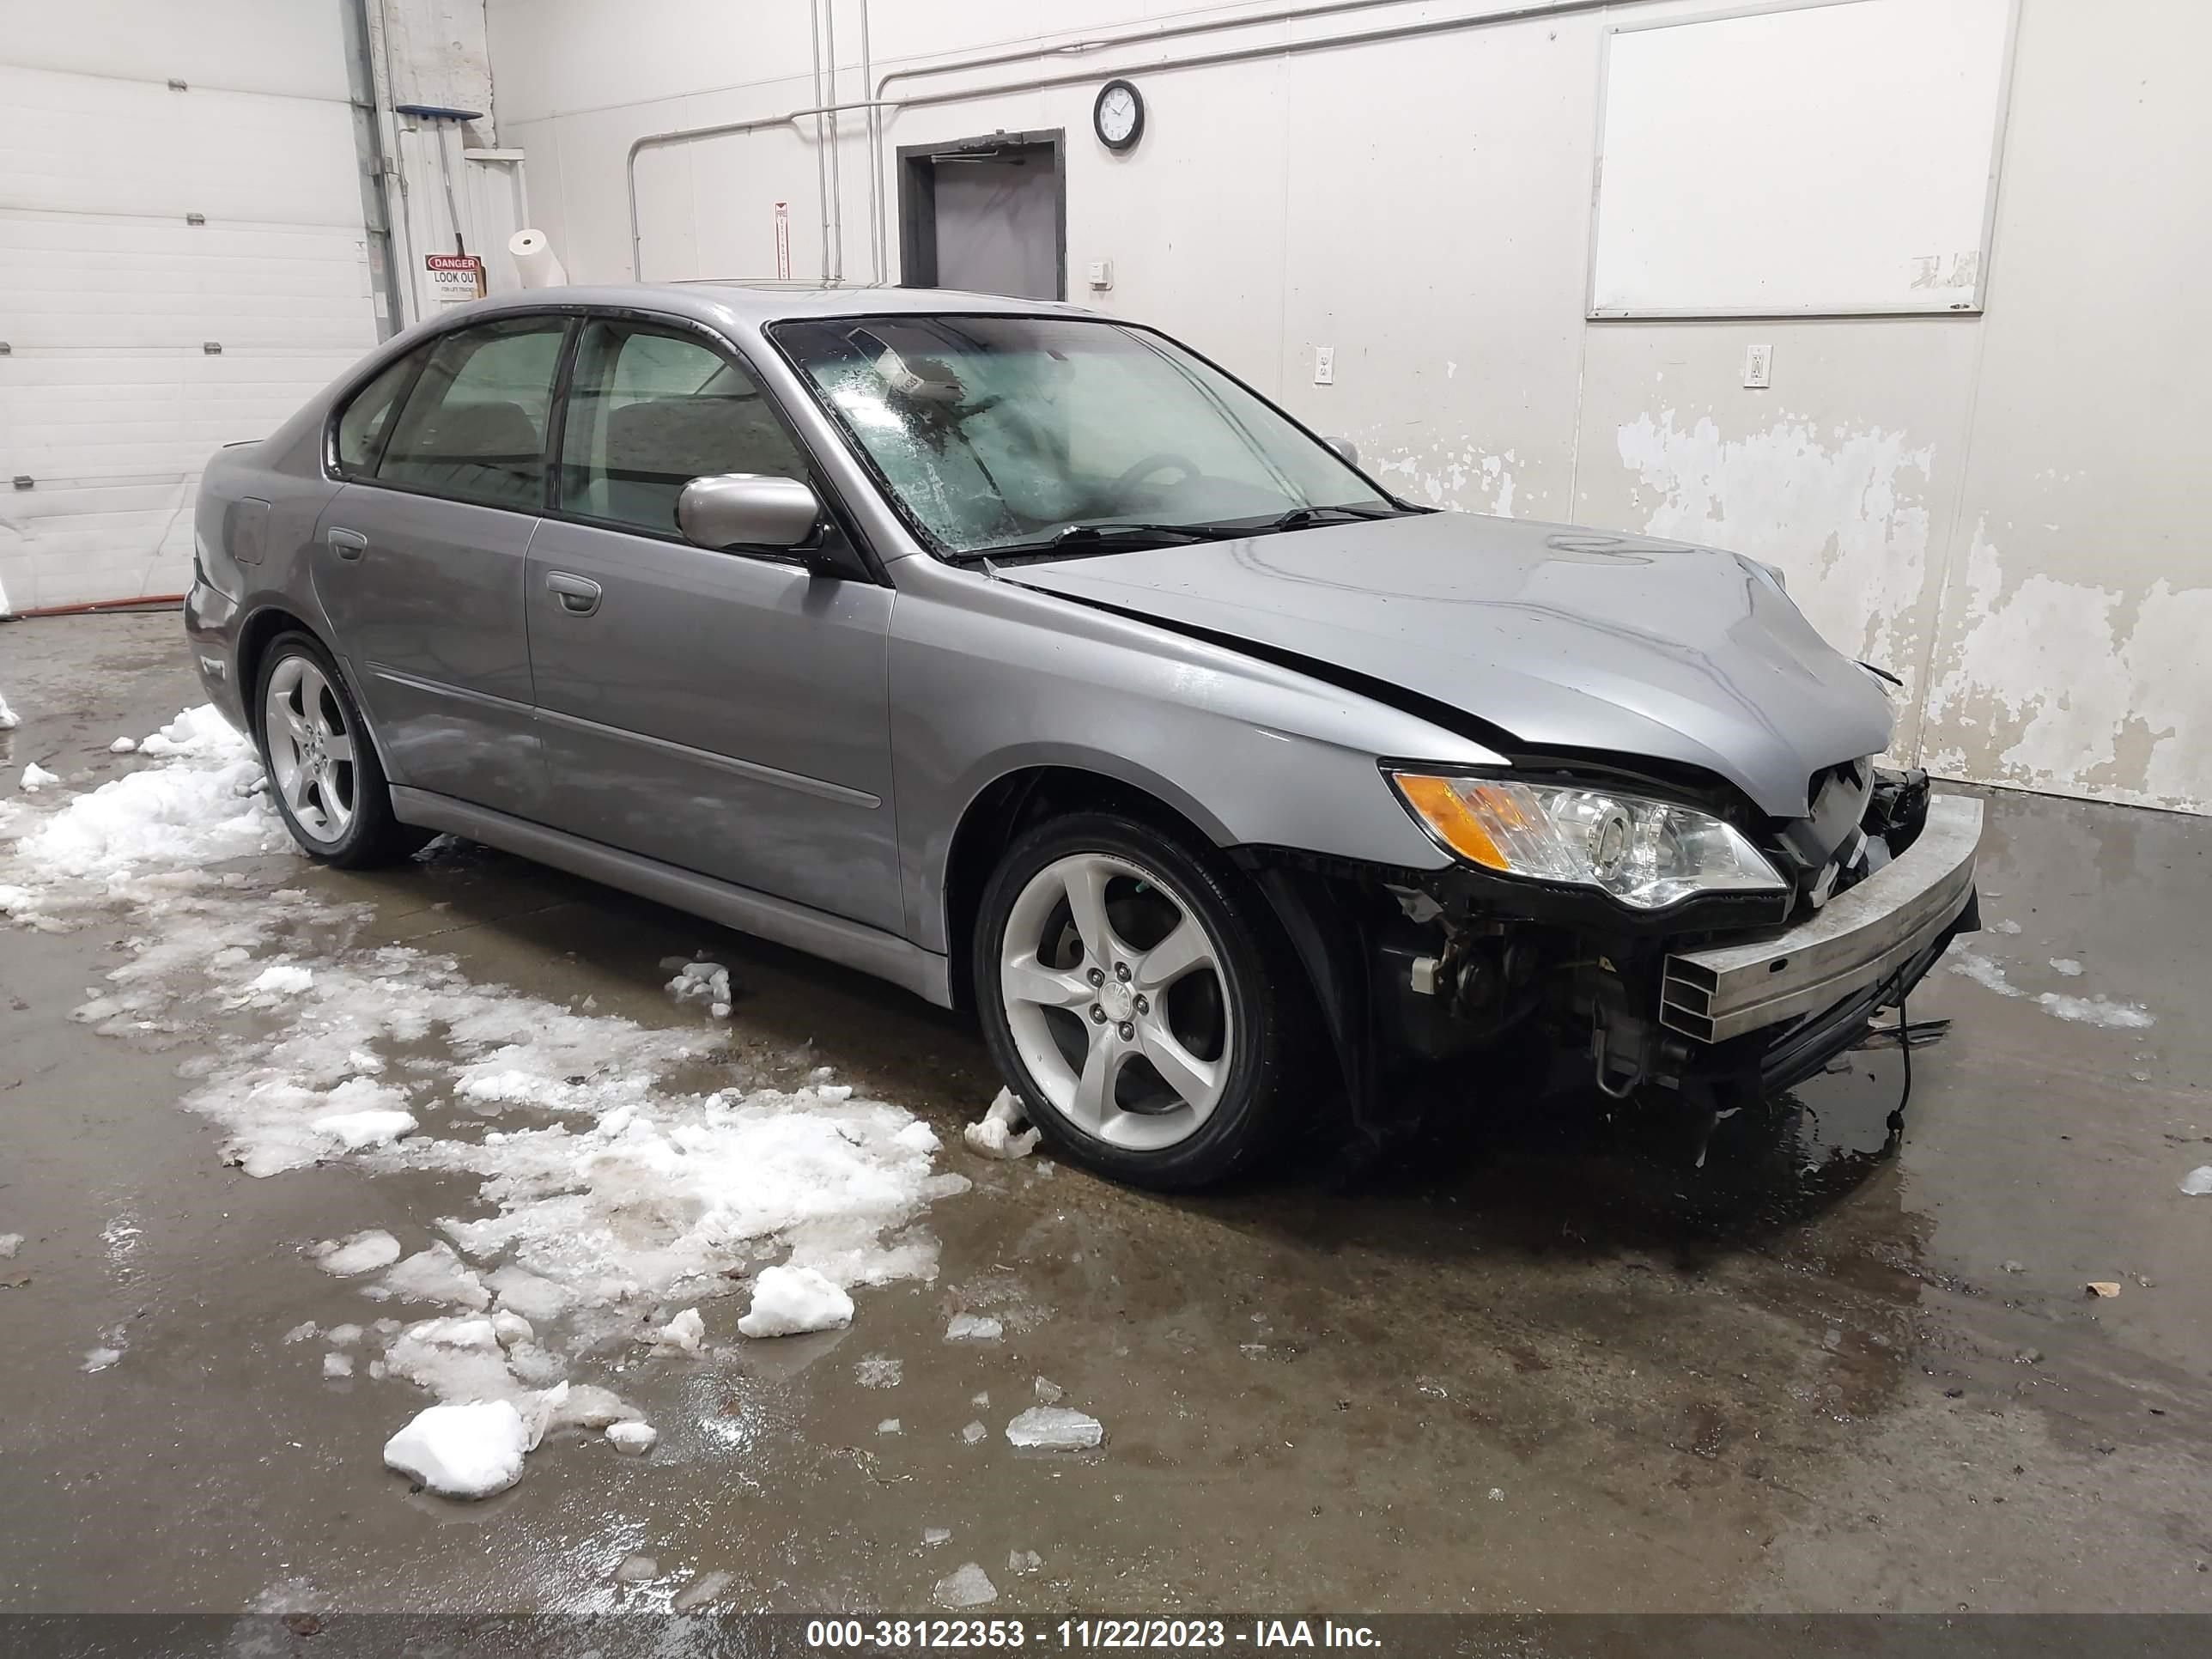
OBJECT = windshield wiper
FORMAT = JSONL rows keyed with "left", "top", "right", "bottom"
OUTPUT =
{"left": 973, "top": 522, "right": 1231, "bottom": 562}
{"left": 960, "top": 505, "right": 1409, "bottom": 565}
{"left": 1253, "top": 503, "right": 1409, "bottom": 533}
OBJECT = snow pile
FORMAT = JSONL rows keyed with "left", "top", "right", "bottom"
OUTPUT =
{"left": 4, "top": 704, "right": 285, "bottom": 916}
{"left": 109, "top": 737, "right": 137, "bottom": 755}
{"left": 964, "top": 1088, "right": 1039, "bottom": 1159}
{"left": 0, "top": 689, "right": 17, "bottom": 730}
{"left": 2036, "top": 992, "right": 2154, "bottom": 1030}
{"left": 653, "top": 1307, "right": 707, "bottom": 1353}
{"left": 605, "top": 1419, "right": 657, "bottom": 1455}
{"left": 1006, "top": 1406, "right": 1104, "bottom": 1449}
{"left": 2049, "top": 957, "right": 2084, "bottom": 976}
{"left": 0, "top": 702, "right": 969, "bottom": 1500}
{"left": 1948, "top": 951, "right": 2154, "bottom": 1029}
{"left": 21, "top": 763, "right": 60, "bottom": 793}
{"left": 945, "top": 1312, "right": 1003, "bottom": 1343}
{"left": 312, "top": 1099, "right": 419, "bottom": 1152}
{"left": 934, "top": 1564, "right": 998, "bottom": 1608}
{"left": 380, "top": 1243, "right": 490, "bottom": 1310}
{"left": 1948, "top": 951, "right": 2020, "bottom": 997}
{"left": 665, "top": 958, "right": 732, "bottom": 1018}
{"left": 738, "top": 1263, "right": 854, "bottom": 1337}
{"left": 310, "top": 1230, "right": 403, "bottom": 1276}
{"left": 2180, "top": 1166, "right": 2212, "bottom": 1197}
{"left": 384, "top": 1397, "right": 550, "bottom": 1499}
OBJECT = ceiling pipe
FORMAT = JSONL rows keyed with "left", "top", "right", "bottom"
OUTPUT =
{"left": 628, "top": 0, "right": 1637, "bottom": 286}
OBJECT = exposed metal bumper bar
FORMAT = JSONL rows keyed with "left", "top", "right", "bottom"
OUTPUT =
{"left": 1660, "top": 794, "right": 1984, "bottom": 1043}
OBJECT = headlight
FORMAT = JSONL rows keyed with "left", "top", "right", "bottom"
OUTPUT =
{"left": 1389, "top": 773, "right": 1785, "bottom": 911}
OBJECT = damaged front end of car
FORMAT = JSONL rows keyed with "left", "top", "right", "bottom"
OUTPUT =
{"left": 1240, "top": 757, "right": 1982, "bottom": 1150}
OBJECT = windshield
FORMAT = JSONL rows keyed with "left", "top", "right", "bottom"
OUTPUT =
{"left": 769, "top": 314, "right": 1404, "bottom": 558}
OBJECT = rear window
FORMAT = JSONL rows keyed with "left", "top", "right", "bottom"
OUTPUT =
{"left": 332, "top": 353, "right": 421, "bottom": 479}
{"left": 374, "top": 316, "right": 569, "bottom": 509}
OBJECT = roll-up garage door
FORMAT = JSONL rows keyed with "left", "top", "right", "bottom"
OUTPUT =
{"left": 0, "top": 1, "right": 380, "bottom": 614}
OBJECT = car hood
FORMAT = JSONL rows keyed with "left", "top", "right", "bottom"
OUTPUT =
{"left": 1000, "top": 512, "right": 1894, "bottom": 817}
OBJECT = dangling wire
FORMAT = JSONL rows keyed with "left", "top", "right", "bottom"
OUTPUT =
{"left": 1887, "top": 988, "right": 1912, "bottom": 1141}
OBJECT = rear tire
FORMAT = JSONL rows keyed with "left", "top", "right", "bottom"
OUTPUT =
{"left": 253, "top": 630, "right": 430, "bottom": 869}
{"left": 972, "top": 811, "right": 1312, "bottom": 1190}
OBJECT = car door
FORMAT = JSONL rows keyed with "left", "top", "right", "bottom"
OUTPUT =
{"left": 316, "top": 313, "right": 569, "bottom": 818}
{"left": 524, "top": 314, "right": 902, "bottom": 933}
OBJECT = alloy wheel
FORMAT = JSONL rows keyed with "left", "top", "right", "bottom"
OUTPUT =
{"left": 264, "top": 655, "right": 358, "bottom": 846}
{"left": 998, "top": 851, "right": 1233, "bottom": 1152}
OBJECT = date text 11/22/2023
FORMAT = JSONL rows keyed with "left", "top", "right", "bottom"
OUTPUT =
{"left": 805, "top": 1620, "right": 1383, "bottom": 1649}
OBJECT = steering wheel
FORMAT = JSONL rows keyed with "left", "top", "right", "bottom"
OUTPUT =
{"left": 1114, "top": 452, "right": 1199, "bottom": 492}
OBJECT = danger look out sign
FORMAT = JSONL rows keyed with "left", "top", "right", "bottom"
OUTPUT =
{"left": 425, "top": 253, "right": 486, "bottom": 304}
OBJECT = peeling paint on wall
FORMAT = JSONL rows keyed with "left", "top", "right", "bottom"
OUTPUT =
{"left": 1370, "top": 436, "right": 1522, "bottom": 517}
{"left": 1921, "top": 522, "right": 2210, "bottom": 814}
{"left": 1613, "top": 409, "right": 1936, "bottom": 713}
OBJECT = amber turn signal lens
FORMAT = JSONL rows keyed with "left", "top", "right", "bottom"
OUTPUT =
{"left": 1393, "top": 774, "right": 1510, "bottom": 871}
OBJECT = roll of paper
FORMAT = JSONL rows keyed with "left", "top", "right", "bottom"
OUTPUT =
{"left": 508, "top": 228, "right": 568, "bottom": 289}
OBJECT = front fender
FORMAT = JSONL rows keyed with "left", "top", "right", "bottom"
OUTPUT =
{"left": 887, "top": 560, "right": 1498, "bottom": 954}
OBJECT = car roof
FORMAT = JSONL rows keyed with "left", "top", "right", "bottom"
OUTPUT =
{"left": 452, "top": 282, "right": 1099, "bottom": 335}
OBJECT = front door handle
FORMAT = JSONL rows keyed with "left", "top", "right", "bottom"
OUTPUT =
{"left": 327, "top": 527, "right": 368, "bottom": 561}
{"left": 545, "top": 571, "right": 602, "bottom": 616}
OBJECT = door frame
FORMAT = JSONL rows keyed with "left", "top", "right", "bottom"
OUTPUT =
{"left": 896, "top": 129, "right": 1067, "bottom": 300}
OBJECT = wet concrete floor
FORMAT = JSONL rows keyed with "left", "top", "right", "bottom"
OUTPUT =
{"left": 3, "top": 611, "right": 2209, "bottom": 1614}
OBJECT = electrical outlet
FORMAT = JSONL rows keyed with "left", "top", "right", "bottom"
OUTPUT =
{"left": 1085, "top": 259, "right": 1113, "bottom": 291}
{"left": 1314, "top": 344, "right": 1335, "bottom": 386}
{"left": 1743, "top": 343, "right": 1773, "bottom": 389}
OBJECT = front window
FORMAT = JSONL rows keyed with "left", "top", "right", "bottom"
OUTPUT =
{"left": 557, "top": 319, "right": 810, "bottom": 538}
{"left": 771, "top": 315, "right": 1405, "bottom": 558}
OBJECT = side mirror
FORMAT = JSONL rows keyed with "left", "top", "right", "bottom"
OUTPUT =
{"left": 677, "top": 473, "right": 821, "bottom": 552}
{"left": 1324, "top": 436, "right": 1360, "bottom": 468}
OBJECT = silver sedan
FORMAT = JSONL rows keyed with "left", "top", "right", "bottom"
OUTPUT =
{"left": 186, "top": 285, "right": 1979, "bottom": 1188}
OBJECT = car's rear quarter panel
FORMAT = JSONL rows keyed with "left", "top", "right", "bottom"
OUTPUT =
{"left": 190, "top": 433, "right": 349, "bottom": 738}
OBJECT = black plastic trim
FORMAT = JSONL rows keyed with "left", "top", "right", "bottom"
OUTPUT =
{"left": 1237, "top": 842, "right": 1790, "bottom": 939}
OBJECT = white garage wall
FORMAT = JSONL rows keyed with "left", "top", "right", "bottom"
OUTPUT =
{"left": 485, "top": 0, "right": 2207, "bottom": 813}
{"left": 0, "top": 0, "right": 384, "bottom": 615}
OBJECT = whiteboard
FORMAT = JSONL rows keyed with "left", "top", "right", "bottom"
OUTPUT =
{"left": 1589, "top": 0, "right": 2017, "bottom": 318}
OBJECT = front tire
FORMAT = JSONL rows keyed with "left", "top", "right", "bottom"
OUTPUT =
{"left": 253, "top": 631, "right": 428, "bottom": 868}
{"left": 972, "top": 811, "right": 1310, "bottom": 1190}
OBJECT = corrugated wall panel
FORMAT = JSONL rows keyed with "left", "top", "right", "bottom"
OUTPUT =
{"left": 0, "top": 12, "right": 374, "bottom": 615}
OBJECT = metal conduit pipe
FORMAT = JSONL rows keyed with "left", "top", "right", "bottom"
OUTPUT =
{"left": 809, "top": 0, "right": 832, "bottom": 279}
{"left": 628, "top": 102, "right": 892, "bottom": 281}
{"left": 628, "top": 0, "right": 1638, "bottom": 285}
{"left": 825, "top": 0, "right": 843, "bottom": 282}
{"left": 860, "top": 0, "right": 878, "bottom": 289}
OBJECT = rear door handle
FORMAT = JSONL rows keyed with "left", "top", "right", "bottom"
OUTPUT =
{"left": 545, "top": 571, "right": 602, "bottom": 616}
{"left": 327, "top": 527, "right": 368, "bottom": 561}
